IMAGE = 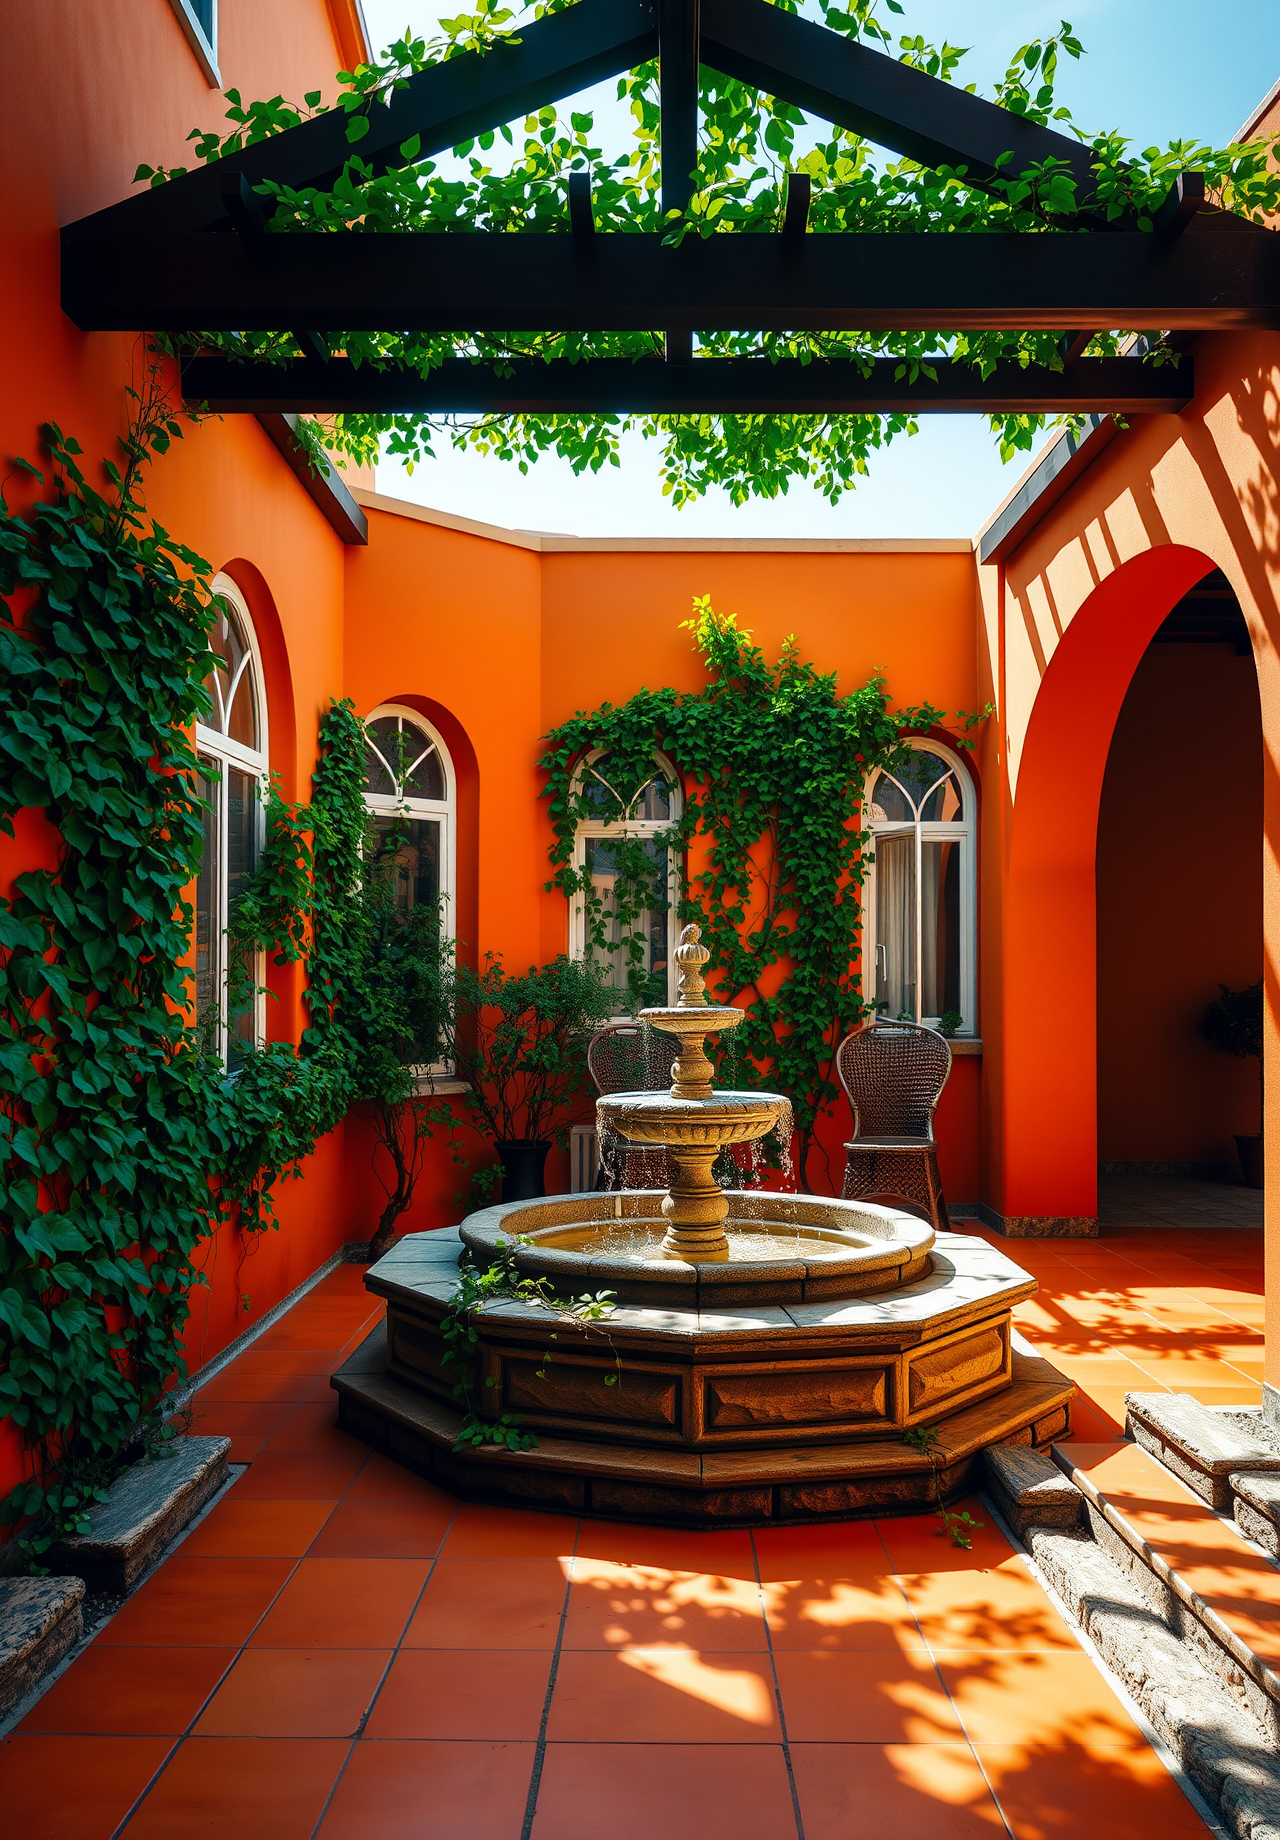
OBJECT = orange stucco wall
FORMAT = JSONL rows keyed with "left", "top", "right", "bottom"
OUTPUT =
{"left": 1097, "top": 640, "right": 1263, "bottom": 1168}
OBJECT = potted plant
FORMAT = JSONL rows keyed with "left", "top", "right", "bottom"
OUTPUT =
{"left": 1199, "top": 979, "right": 1264, "bottom": 1188}
{"left": 441, "top": 953, "right": 615, "bottom": 1200}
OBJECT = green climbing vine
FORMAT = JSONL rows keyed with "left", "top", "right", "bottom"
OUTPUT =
{"left": 541, "top": 598, "right": 980, "bottom": 1186}
{"left": 0, "top": 391, "right": 378, "bottom": 1549}
{"left": 147, "top": 2, "right": 1280, "bottom": 503}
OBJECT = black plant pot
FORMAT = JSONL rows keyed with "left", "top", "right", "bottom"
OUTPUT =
{"left": 498, "top": 1139, "right": 551, "bottom": 1202}
{"left": 1236, "top": 1134, "right": 1264, "bottom": 1190}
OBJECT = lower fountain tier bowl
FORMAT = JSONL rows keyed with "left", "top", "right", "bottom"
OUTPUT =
{"left": 595, "top": 1087, "right": 780, "bottom": 1147}
{"left": 459, "top": 1190, "right": 934, "bottom": 1309}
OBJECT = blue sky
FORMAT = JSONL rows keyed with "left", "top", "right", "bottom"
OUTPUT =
{"left": 359, "top": 0, "right": 1278, "bottom": 538}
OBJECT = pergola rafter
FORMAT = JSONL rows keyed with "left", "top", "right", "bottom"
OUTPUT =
{"left": 59, "top": 0, "right": 1280, "bottom": 417}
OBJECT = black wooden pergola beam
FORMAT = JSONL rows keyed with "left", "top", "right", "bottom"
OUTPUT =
{"left": 701, "top": 0, "right": 1100, "bottom": 199}
{"left": 74, "top": 0, "right": 660, "bottom": 238}
{"left": 180, "top": 353, "right": 1194, "bottom": 415}
{"left": 62, "top": 223, "right": 1280, "bottom": 334}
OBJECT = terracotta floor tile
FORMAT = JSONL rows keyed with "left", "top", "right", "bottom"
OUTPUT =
{"left": 763, "top": 1572, "right": 927, "bottom": 1652}
{"left": 791, "top": 1741, "right": 1005, "bottom": 1838}
{"left": 364, "top": 1648, "right": 552, "bottom": 1739}
{"left": 18, "top": 1647, "right": 234, "bottom": 1734}
{"left": 752, "top": 1517, "right": 888, "bottom": 1580}
{"left": 317, "top": 1739, "right": 535, "bottom": 1839}
{"left": 210, "top": 1348, "right": 344, "bottom": 1378}
{"left": 260, "top": 1403, "right": 365, "bottom": 1453}
{"left": 975, "top": 1742, "right": 1210, "bottom": 1837}
{"left": 94, "top": 1556, "right": 293, "bottom": 1647}
{"left": 547, "top": 1648, "right": 782, "bottom": 1742}
{"left": 231, "top": 1445, "right": 368, "bottom": 1501}
{"left": 775, "top": 1650, "right": 959, "bottom": 1742}
{"left": 0, "top": 1734, "right": 174, "bottom": 1840}
{"left": 892, "top": 1560, "right": 1079, "bottom": 1654}
{"left": 120, "top": 1736, "right": 348, "bottom": 1839}
{"left": 936, "top": 1651, "right": 1146, "bottom": 1748}
{"left": 442, "top": 1502, "right": 580, "bottom": 1560}
{"left": 250, "top": 1322, "right": 361, "bottom": 1354}
{"left": 194, "top": 1648, "right": 390, "bottom": 1736}
{"left": 186, "top": 1401, "right": 294, "bottom": 1442}
{"left": 180, "top": 1499, "right": 335, "bottom": 1558}
{"left": 249, "top": 1557, "right": 429, "bottom": 1648}
{"left": 403, "top": 1559, "right": 567, "bottom": 1648}
{"left": 531, "top": 1741, "right": 796, "bottom": 1840}
{"left": 574, "top": 1520, "right": 756, "bottom": 1575}
{"left": 344, "top": 1450, "right": 451, "bottom": 1501}
{"left": 308, "top": 1490, "right": 455, "bottom": 1558}
{"left": 875, "top": 1507, "right": 1015, "bottom": 1576}
{"left": 195, "top": 1370, "right": 317, "bottom": 1404}
{"left": 564, "top": 1557, "right": 767, "bottom": 1650}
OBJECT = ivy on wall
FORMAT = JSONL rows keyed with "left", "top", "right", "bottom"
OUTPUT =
{"left": 0, "top": 403, "right": 372, "bottom": 1545}
{"left": 541, "top": 598, "right": 968, "bottom": 1185}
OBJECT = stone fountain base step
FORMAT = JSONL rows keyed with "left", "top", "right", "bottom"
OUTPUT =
{"left": 333, "top": 1325, "right": 1074, "bottom": 1527}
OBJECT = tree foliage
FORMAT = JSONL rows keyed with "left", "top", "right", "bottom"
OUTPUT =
{"left": 147, "top": 1, "right": 1280, "bottom": 504}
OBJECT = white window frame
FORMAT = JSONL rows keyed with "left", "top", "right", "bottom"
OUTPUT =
{"left": 863, "top": 738, "right": 977, "bottom": 1035}
{"left": 167, "top": 0, "right": 220, "bottom": 86}
{"left": 569, "top": 747, "right": 682, "bottom": 1018}
{"left": 194, "top": 575, "right": 268, "bottom": 1066}
{"left": 363, "top": 705, "right": 456, "bottom": 1079}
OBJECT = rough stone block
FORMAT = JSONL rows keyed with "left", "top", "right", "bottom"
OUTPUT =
{"left": 0, "top": 1575, "right": 84, "bottom": 1719}
{"left": 1233, "top": 1472, "right": 1280, "bottom": 1559}
{"left": 1127, "top": 1393, "right": 1280, "bottom": 1509}
{"left": 46, "top": 1435, "right": 231, "bottom": 1593}
{"left": 984, "top": 1441, "right": 1083, "bottom": 1535}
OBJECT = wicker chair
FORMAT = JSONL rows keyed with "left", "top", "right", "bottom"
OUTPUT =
{"left": 586, "top": 1022, "right": 679, "bottom": 1191}
{"left": 836, "top": 1019, "right": 953, "bottom": 1231}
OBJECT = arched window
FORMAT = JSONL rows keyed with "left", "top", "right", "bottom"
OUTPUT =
{"left": 194, "top": 579, "right": 268, "bottom": 1065}
{"left": 864, "top": 740, "right": 976, "bottom": 1034}
{"left": 571, "top": 749, "right": 681, "bottom": 1012}
{"left": 363, "top": 706, "right": 455, "bottom": 920}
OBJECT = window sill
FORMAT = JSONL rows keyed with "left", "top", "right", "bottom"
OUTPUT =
{"left": 412, "top": 1074, "right": 471, "bottom": 1098}
{"left": 945, "top": 1037, "right": 983, "bottom": 1056}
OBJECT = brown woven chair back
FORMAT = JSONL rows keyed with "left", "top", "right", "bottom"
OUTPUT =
{"left": 587, "top": 1022, "right": 679, "bottom": 1096}
{"left": 837, "top": 1020, "right": 952, "bottom": 1140}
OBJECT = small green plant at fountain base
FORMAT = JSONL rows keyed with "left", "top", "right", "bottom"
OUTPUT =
{"left": 902, "top": 1426, "right": 984, "bottom": 1550}
{"left": 439, "top": 1236, "right": 619, "bottom": 1451}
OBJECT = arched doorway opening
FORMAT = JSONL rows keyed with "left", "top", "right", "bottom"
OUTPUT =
{"left": 1096, "top": 568, "right": 1263, "bottom": 1229}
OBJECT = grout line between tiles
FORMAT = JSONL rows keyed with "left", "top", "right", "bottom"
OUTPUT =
{"left": 749, "top": 1529, "right": 805, "bottom": 1840}
{"left": 307, "top": 1487, "right": 464, "bottom": 1839}
{"left": 520, "top": 1517, "right": 581, "bottom": 1840}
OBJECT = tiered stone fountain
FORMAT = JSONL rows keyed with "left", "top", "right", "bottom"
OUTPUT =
{"left": 335, "top": 927, "right": 1073, "bottom": 1526}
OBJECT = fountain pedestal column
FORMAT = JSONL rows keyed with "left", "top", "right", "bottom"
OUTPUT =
{"left": 661, "top": 1142, "right": 730, "bottom": 1257}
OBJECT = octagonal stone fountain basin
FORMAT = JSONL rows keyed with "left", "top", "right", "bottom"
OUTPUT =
{"left": 460, "top": 1189, "right": 934, "bottom": 1310}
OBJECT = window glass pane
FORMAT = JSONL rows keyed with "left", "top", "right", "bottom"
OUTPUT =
{"left": 584, "top": 836, "right": 669, "bottom": 1008}
{"left": 373, "top": 816, "right": 441, "bottom": 914}
{"left": 402, "top": 736, "right": 445, "bottom": 801}
{"left": 873, "top": 833, "right": 916, "bottom": 1020}
{"left": 194, "top": 762, "right": 219, "bottom": 1054}
{"left": 226, "top": 768, "right": 259, "bottom": 1063}
{"left": 635, "top": 776, "right": 672, "bottom": 821}
{"left": 204, "top": 598, "right": 258, "bottom": 749}
{"left": 920, "top": 839, "right": 962, "bottom": 1021}
{"left": 364, "top": 739, "right": 395, "bottom": 798}
{"left": 583, "top": 755, "right": 624, "bottom": 819}
{"left": 919, "top": 771, "right": 965, "bottom": 824}
{"left": 868, "top": 773, "right": 914, "bottom": 823}
{"left": 892, "top": 748, "right": 952, "bottom": 811}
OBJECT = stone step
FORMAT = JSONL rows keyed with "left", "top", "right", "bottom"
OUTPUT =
{"left": 1028, "top": 1523, "right": 1280, "bottom": 1840}
{"left": 1235, "top": 1473, "right": 1280, "bottom": 1559}
{"left": 1126, "top": 1390, "right": 1280, "bottom": 1510}
{"left": 45, "top": 1435, "right": 231, "bottom": 1594}
{"left": 0, "top": 1577, "right": 84, "bottom": 1722}
{"left": 1054, "top": 1440, "right": 1280, "bottom": 1735}
{"left": 982, "top": 1440, "right": 1084, "bottom": 1539}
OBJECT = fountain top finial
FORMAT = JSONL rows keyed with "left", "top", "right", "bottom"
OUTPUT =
{"left": 674, "top": 923, "right": 710, "bottom": 1008}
